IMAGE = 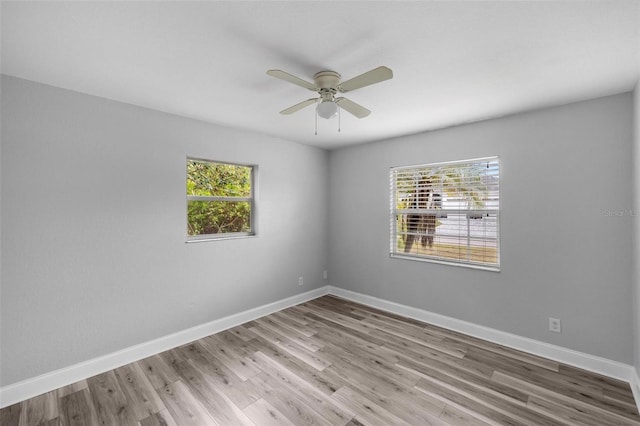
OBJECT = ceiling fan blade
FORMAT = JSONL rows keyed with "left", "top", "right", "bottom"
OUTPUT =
{"left": 335, "top": 97, "right": 371, "bottom": 118}
{"left": 280, "top": 98, "right": 319, "bottom": 115}
{"left": 267, "top": 69, "right": 316, "bottom": 91}
{"left": 338, "top": 66, "right": 393, "bottom": 93}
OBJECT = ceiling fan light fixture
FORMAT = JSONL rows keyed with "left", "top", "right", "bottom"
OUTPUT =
{"left": 316, "top": 100, "right": 338, "bottom": 119}
{"left": 267, "top": 66, "right": 392, "bottom": 123}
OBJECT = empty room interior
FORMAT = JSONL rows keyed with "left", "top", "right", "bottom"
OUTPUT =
{"left": 2, "top": 1, "right": 640, "bottom": 425}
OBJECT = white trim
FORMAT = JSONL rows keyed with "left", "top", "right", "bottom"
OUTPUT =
{"left": 632, "top": 368, "right": 640, "bottom": 413}
{"left": 390, "top": 253, "right": 500, "bottom": 272}
{"left": 0, "top": 286, "right": 329, "bottom": 409}
{"left": 328, "top": 286, "right": 635, "bottom": 382}
{"left": 185, "top": 233, "right": 257, "bottom": 243}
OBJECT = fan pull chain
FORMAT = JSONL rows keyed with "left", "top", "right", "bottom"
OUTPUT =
{"left": 338, "top": 106, "right": 341, "bottom": 132}
{"left": 314, "top": 111, "right": 318, "bottom": 135}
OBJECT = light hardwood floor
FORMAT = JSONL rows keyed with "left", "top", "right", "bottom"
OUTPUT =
{"left": 2, "top": 295, "right": 639, "bottom": 425}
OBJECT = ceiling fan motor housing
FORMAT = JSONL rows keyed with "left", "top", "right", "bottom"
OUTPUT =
{"left": 313, "top": 71, "right": 341, "bottom": 90}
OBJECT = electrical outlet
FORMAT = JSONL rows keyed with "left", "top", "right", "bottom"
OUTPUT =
{"left": 549, "top": 317, "right": 562, "bottom": 333}
{"left": 298, "top": 276, "right": 304, "bottom": 286}
{"left": 323, "top": 270, "right": 328, "bottom": 280}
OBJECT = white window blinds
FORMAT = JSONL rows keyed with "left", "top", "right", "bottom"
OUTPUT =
{"left": 390, "top": 157, "right": 500, "bottom": 270}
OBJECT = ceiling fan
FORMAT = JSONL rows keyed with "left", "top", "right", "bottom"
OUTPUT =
{"left": 266, "top": 66, "right": 393, "bottom": 120}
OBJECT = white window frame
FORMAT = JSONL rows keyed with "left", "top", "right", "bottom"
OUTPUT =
{"left": 186, "top": 158, "right": 257, "bottom": 242}
{"left": 390, "top": 156, "right": 500, "bottom": 271}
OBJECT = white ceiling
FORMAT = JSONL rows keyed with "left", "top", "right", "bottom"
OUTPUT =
{"left": 2, "top": 1, "right": 639, "bottom": 149}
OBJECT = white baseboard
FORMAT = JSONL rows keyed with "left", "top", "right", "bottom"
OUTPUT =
{"left": 632, "top": 368, "right": 640, "bottom": 413}
{"left": 328, "top": 286, "right": 635, "bottom": 383}
{"left": 0, "top": 286, "right": 329, "bottom": 409}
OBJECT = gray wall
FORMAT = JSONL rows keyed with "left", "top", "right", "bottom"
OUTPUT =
{"left": 0, "top": 76, "right": 329, "bottom": 386}
{"left": 328, "top": 93, "right": 634, "bottom": 364}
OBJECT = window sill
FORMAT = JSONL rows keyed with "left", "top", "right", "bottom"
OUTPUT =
{"left": 186, "top": 233, "right": 256, "bottom": 243}
{"left": 390, "top": 253, "right": 500, "bottom": 272}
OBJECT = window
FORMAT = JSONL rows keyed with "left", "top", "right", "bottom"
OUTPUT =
{"left": 186, "top": 158, "right": 255, "bottom": 240}
{"left": 390, "top": 157, "right": 500, "bottom": 270}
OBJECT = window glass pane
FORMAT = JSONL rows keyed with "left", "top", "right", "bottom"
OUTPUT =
{"left": 187, "top": 200, "right": 251, "bottom": 236}
{"left": 187, "top": 160, "right": 252, "bottom": 197}
{"left": 394, "top": 214, "right": 499, "bottom": 264}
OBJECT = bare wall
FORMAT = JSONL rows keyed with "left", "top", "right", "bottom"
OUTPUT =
{"left": 328, "top": 93, "right": 634, "bottom": 364}
{"left": 0, "top": 75, "right": 329, "bottom": 386}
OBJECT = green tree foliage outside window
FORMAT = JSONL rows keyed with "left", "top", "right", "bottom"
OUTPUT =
{"left": 187, "top": 159, "right": 254, "bottom": 237}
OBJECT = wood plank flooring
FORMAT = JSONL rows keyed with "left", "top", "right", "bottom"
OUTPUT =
{"left": 2, "top": 295, "right": 639, "bottom": 425}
